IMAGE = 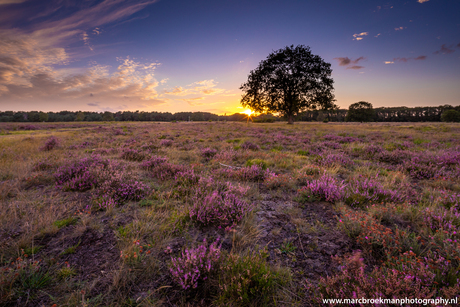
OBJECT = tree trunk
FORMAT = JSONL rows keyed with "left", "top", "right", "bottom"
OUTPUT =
{"left": 287, "top": 114, "right": 294, "bottom": 124}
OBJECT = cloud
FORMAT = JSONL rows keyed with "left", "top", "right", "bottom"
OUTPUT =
{"left": 0, "top": 1, "right": 164, "bottom": 108}
{"left": 334, "top": 57, "right": 366, "bottom": 69}
{"left": 165, "top": 79, "right": 226, "bottom": 97}
{"left": 375, "top": 33, "right": 381, "bottom": 38}
{"left": 417, "top": 0, "right": 429, "bottom": 3}
{"left": 434, "top": 44, "right": 455, "bottom": 54}
{"left": 347, "top": 65, "right": 364, "bottom": 70}
{"left": 389, "top": 56, "right": 427, "bottom": 63}
{"left": 394, "top": 27, "right": 406, "bottom": 31}
{"left": 353, "top": 32, "right": 368, "bottom": 41}
{"left": 182, "top": 97, "right": 205, "bottom": 106}
{"left": 457, "top": 42, "right": 460, "bottom": 48}
{"left": 87, "top": 102, "right": 100, "bottom": 107}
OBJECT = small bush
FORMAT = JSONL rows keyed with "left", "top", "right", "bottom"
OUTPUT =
{"left": 241, "top": 141, "right": 260, "bottom": 151}
{"left": 40, "top": 136, "right": 60, "bottom": 151}
{"left": 297, "top": 173, "right": 345, "bottom": 203}
{"left": 201, "top": 147, "right": 218, "bottom": 161}
{"left": 169, "top": 238, "right": 222, "bottom": 290}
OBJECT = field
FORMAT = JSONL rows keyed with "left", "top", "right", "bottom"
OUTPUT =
{"left": 1, "top": 121, "right": 460, "bottom": 306}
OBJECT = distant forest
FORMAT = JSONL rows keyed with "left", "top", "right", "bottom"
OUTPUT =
{"left": 1, "top": 105, "right": 459, "bottom": 123}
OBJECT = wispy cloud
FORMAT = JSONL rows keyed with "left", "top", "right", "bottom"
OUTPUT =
{"left": 434, "top": 44, "right": 455, "bottom": 54}
{"left": 384, "top": 61, "right": 394, "bottom": 64}
{"left": 334, "top": 57, "right": 366, "bottom": 69}
{"left": 0, "top": 0, "right": 162, "bottom": 108}
{"left": 395, "top": 27, "right": 406, "bottom": 31}
{"left": 390, "top": 55, "right": 427, "bottom": 63}
{"left": 417, "top": 0, "right": 429, "bottom": 3}
{"left": 353, "top": 32, "right": 368, "bottom": 41}
{"left": 165, "top": 79, "right": 226, "bottom": 97}
{"left": 414, "top": 55, "right": 427, "bottom": 60}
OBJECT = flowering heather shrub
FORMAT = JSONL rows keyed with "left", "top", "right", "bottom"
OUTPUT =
{"left": 240, "top": 141, "right": 259, "bottom": 151}
{"left": 190, "top": 190, "right": 253, "bottom": 229}
{"left": 40, "top": 136, "right": 60, "bottom": 151}
{"left": 201, "top": 147, "right": 217, "bottom": 161}
{"left": 317, "top": 153, "right": 355, "bottom": 167}
{"left": 436, "top": 190, "right": 460, "bottom": 210}
{"left": 169, "top": 238, "right": 222, "bottom": 290}
{"left": 362, "top": 144, "right": 384, "bottom": 158}
{"left": 344, "top": 176, "right": 404, "bottom": 208}
{"left": 403, "top": 159, "right": 443, "bottom": 180}
{"left": 297, "top": 173, "right": 345, "bottom": 203}
{"left": 79, "top": 141, "right": 93, "bottom": 148}
{"left": 148, "top": 161, "right": 187, "bottom": 181}
{"left": 120, "top": 148, "right": 147, "bottom": 162}
{"left": 375, "top": 149, "right": 411, "bottom": 165}
{"left": 160, "top": 139, "right": 173, "bottom": 147}
{"left": 141, "top": 156, "right": 168, "bottom": 170}
{"left": 421, "top": 207, "right": 460, "bottom": 235}
{"left": 54, "top": 156, "right": 109, "bottom": 191}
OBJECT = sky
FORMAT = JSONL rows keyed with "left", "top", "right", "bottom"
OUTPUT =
{"left": 0, "top": 0, "right": 459, "bottom": 114}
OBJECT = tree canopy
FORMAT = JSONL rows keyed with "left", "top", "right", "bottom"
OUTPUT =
{"left": 240, "top": 45, "right": 336, "bottom": 124}
{"left": 346, "top": 101, "right": 375, "bottom": 122}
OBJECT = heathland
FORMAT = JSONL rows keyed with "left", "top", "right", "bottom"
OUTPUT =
{"left": 1, "top": 121, "right": 459, "bottom": 306}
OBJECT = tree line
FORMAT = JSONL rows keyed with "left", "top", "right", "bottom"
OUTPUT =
{"left": 1, "top": 104, "right": 459, "bottom": 123}
{"left": 0, "top": 110, "right": 248, "bottom": 123}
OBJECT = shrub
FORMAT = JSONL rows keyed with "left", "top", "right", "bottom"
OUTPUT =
{"left": 54, "top": 156, "right": 109, "bottom": 191}
{"left": 201, "top": 147, "right": 218, "bottom": 161}
{"left": 241, "top": 141, "right": 260, "bottom": 151}
{"left": 40, "top": 136, "right": 60, "bottom": 151}
{"left": 169, "top": 238, "right": 222, "bottom": 290}
{"left": 189, "top": 189, "right": 253, "bottom": 230}
{"left": 140, "top": 156, "right": 168, "bottom": 170}
{"left": 297, "top": 173, "right": 345, "bottom": 203}
{"left": 344, "top": 176, "right": 404, "bottom": 208}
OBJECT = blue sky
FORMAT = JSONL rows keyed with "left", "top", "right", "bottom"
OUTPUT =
{"left": 0, "top": 0, "right": 459, "bottom": 114}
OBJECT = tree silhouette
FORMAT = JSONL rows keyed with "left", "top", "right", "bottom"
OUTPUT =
{"left": 240, "top": 45, "right": 336, "bottom": 124}
{"left": 346, "top": 101, "right": 374, "bottom": 122}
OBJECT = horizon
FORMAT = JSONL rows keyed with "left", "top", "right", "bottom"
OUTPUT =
{"left": 1, "top": 0, "right": 459, "bottom": 114}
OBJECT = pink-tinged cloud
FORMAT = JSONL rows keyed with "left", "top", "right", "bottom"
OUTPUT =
{"left": 334, "top": 57, "right": 366, "bottom": 69}
{"left": 346, "top": 65, "right": 364, "bottom": 70}
{"left": 352, "top": 32, "right": 368, "bottom": 41}
{"left": 417, "top": 0, "right": 429, "bottom": 3}
{"left": 434, "top": 44, "right": 455, "bottom": 54}
{"left": 414, "top": 55, "right": 427, "bottom": 60}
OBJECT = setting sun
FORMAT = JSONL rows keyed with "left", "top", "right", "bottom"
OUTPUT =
{"left": 243, "top": 109, "right": 254, "bottom": 116}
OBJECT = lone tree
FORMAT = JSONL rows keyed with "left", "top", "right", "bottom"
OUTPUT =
{"left": 346, "top": 101, "right": 374, "bottom": 122}
{"left": 240, "top": 45, "right": 336, "bottom": 124}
